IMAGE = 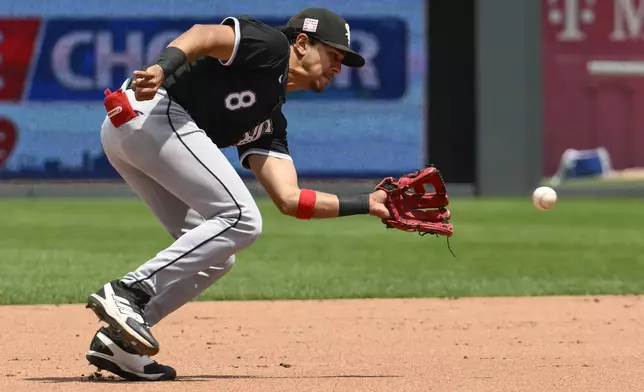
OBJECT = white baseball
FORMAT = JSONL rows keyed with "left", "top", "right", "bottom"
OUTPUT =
{"left": 532, "top": 186, "right": 557, "bottom": 210}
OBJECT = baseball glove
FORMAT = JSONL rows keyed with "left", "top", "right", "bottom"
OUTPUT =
{"left": 375, "top": 165, "right": 454, "bottom": 239}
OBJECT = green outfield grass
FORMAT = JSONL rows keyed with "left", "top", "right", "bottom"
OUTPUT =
{"left": 0, "top": 197, "right": 643, "bottom": 305}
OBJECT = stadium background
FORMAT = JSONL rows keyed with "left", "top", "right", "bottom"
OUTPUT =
{"left": 2, "top": 2, "right": 644, "bottom": 389}
{"left": 0, "top": 0, "right": 423, "bottom": 180}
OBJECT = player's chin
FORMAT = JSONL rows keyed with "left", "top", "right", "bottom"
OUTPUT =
{"left": 310, "top": 79, "right": 329, "bottom": 94}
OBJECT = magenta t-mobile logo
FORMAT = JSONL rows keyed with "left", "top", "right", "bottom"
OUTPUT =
{"left": 547, "top": 0, "right": 644, "bottom": 42}
{"left": 547, "top": 0, "right": 597, "bottom": 41}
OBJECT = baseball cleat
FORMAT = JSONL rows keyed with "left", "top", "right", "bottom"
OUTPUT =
{"left": 87, "top": 280, "right": 159, "bottom": 356}
{"left": 86, "top": 326, "right": 176, "bottom": 381}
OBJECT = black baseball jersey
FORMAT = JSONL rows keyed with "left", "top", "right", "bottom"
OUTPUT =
{"left": 163, "top": 16, "right": 292, "bottom": 169}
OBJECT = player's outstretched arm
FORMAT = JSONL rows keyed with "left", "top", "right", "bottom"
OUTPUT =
{"left": 247, "top": 154, "right": 390, "bottom": 220}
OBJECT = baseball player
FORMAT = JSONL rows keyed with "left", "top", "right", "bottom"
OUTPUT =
{"left": 84, "top": 8, "right": 393, "bottom": 381}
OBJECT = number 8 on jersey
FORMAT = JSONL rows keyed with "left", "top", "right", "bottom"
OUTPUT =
{"left": 225, "top": 90, "right": 257, "bottom": 111}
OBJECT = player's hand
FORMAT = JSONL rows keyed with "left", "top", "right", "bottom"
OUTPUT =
{"left": 369, "top": 189, "right": 390, "bottom": 219}
{"left": 131, "top": 65, "right": 165, "bottom": 101}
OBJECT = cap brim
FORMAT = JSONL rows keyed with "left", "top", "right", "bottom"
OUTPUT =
{"left": 321, "top": 41, "right": 365, "bottom": 68}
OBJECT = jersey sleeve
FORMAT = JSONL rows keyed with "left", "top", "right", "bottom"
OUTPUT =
{"left": 219, "top": 15, "right": 290, "bottom": 71}
{"left": 237, "top": 111, "right": 292, "bottom": 170}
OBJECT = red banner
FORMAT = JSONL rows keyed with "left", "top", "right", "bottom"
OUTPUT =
{"left": 0, "top": 18, "right": 41, "bottom": 102}
{"left": 542, "top": 0, "right": 644, "bottom": 175}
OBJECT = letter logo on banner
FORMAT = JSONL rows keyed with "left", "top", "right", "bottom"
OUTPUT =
{"left": 546, "top": 0, "right": 597, "bottom": 41}
{"left": 95, "top": 31, "right": 144, "bottom": 88}
{"left": 610, "top": 0, "right": 644, "bottom": 41}
{"left": 28, "top": 17, "right": 407, "bottom": 101}
{"left": 52, "top": 31, "right": 94, "bottom": 89}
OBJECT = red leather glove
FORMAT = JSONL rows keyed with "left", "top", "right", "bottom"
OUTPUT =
{"left": 375, "top": 165, "right": 454, "bottom": 237}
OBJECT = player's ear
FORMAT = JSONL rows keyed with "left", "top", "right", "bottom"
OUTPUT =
{"left": 293, "top": 33, "right": 310, "bottom": 57}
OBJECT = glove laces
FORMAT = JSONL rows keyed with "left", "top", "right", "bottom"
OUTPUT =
{"left": 419, "top": 231, "right": 456, "bottom": 258}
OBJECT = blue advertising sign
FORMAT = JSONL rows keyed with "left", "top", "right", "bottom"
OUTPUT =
{"left": 29, "top": 17, "right": 407, "bottom": 102}
{"left": 0, "top": 0, "right": 425, "bottom": 181}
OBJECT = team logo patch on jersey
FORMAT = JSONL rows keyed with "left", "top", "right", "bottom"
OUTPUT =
{"left": 302, "top": 18, "right": 318, "bottom": 32}
{"left": 237, "top": 118, "right": 274, "bottom": 146}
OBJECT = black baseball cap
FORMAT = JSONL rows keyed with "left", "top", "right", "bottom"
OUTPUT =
{"left": 285, "top": 8, "right": 365, "bottom": 68}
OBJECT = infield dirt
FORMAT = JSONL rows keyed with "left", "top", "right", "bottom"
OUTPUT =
{"left": 1, "top": 296, "right": 641, "bottom": 391}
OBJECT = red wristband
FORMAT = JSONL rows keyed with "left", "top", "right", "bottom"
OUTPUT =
{"left": 296, "top": 189, "right": 316, "bottom": 219}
